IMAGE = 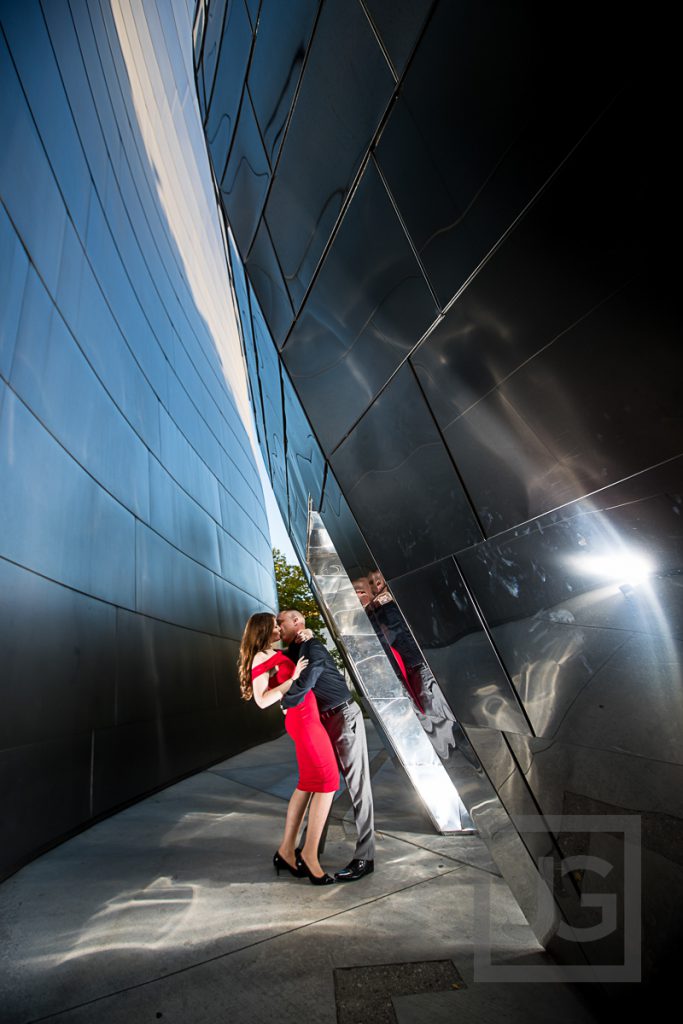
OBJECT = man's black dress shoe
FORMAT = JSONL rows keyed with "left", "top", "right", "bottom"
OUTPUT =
{"left": 334, "top": 858, "right": 374, "bottom": 882}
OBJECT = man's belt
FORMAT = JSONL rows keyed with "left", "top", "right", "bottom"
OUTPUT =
{"left": 320, "top": 699, "right": 352, "bottom": 721}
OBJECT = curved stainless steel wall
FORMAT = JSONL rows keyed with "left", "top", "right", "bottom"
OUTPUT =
{"left": 197, "top": 0, "right": 682, "bottom": 985}
{"left": 0, "top": 0, "right": 279, "bottom": 880}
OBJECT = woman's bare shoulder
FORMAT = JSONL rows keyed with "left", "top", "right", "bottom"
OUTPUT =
{"left": 251, "top": 650, "right": 271, "bottom": 666}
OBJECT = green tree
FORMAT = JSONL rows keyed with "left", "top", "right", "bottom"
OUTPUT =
{"left": 272, "top": 548, "right": 343, "bottom": 668}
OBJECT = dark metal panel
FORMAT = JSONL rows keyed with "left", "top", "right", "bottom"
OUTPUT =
{"left": 220, "top": 89, "right": 270, "bottom": 258}
{"left": 0, "top": 559, "right": 117, "bottom": 751}
{"left": 282, "top": 369, "right": 324, "bottom": 556}
{"left": 410, "top": 88, "right": 662, "bottom": 423}
{"left": 115, "top": 608, "right": 217, "bottom": 725}
{"left": 204, "top": 0, "right": 252, "bottom": 179}
{"left": 442, "top": 277, "right": 680, "bottom": 532}
{"left": 249, "top": 290, "right": 288, "bottom": 511}
{"left": 361, "top": 0, "right": 433, "bottom": 75}
{"left": 330, "top": 365, "right": 482, "bottom": 579}
{"left": 193, "top": 0, "right": 207, "bottom": 71}
{"left": 245, "top": 219, "right": 293, "bottom": 348}
{"left": 227, "top": 234, "right": 265, "bottom": 445}
{"left": 212, "top": 634, "right": 242, "bottom": 707}
{"left": 0, "top": 732, "right": 92, "bottom": 880}
{"left": 92, "top": 699, "right": 281, "bottom": 815}
{"left": 0, "top": 388, "right": 137, "bottom": 608}
{"left": 215, "top": 574, "right": 273, "bottom": 639}
{"left": 282, "top": 159, "right": 438, "bottom": 454}
{"left": 247, "top": 0, "right": 318, "bottom": 165}
{"left": 410, "top": 88, "right": 681, "bottom": 534}
{"left": 135, "top": 521, "right": 220, "bottom": 634}
{"left": 375, "top": 0, "right": 627, "bottom": 309}
{"left": 199, "top": 0, "right": 229, "bottom": 114}
{"left": 320, "top": 469, "right": 375, "bottom": 580}
{"left": 243, "top": 0, "right": 261, "bottom": 29}
{"left": 263, "top": 0, "right": 394, "bottom": 308}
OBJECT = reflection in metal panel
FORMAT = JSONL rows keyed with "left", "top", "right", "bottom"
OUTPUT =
{"left": 306, "top": 508, "right": 472, "bottom": 834}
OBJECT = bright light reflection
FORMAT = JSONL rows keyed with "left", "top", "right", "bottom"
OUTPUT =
{"left": 569, "top": 551, "right": 654, "bottom": 588}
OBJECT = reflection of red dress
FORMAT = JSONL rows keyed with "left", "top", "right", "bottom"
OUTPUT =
{"left": 389, "top": 646, "right": 425, "bottom": 714}
{"left": 251, "top": 652, "right": 339, "bottom": 793}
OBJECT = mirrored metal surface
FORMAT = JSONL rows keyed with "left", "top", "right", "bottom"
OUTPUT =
{"left": 245, "top": 219, "right": 294, "bottom": 348}
{"left": 204, "top": 0, "right": 252, "bottom": 180}
{"left": 220, "top": 89, "right": 270, "bottom": 258}
{"left": 247, "top": 0, "right": 319, "bottom": 165}
{"left": 319, "top": 469, "right": 375, "bottom": 579}
{"left": 306, "top": 509, "right": 471, "bottom": 834}
{"left": 375, "top": 0, "right": 626, "bottom": 310}
{"left": 388, "top": 557, "right": 530, "bottom": 735}
{"left": 330, "top": 364, "right": 482, "bottom": 579}
{"left": 203, "top": 0, "right": 681, "bottom": 982}
{"left": 457, "top": 458, "right": 683, "bottom": 761}
{"left": 282, "top": 159, "right": 438, "bottom": 454}
{"left": 362, "top": 0, "right": 434, "bottom": 76}
{"left": 249, "top": 288, "right": 288, "bottom": 509}
{"left": 263, "top": 0, "right": 394, "bottom": 308}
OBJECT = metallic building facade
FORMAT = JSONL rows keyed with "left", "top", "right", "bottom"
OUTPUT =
{"left": 0, "top": 0, "right": 278, "bottom": 880}
{"left": 197, "top": 0, "right": 682, "bottom": 985}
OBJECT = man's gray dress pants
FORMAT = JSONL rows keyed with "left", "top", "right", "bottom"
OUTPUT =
{"left": 320, "top": 702, "right": 375, "bottom": 860}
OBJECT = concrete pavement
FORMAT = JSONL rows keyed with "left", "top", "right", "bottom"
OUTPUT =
{"left": 0, "top": 723, "right": 602, "bottom": 1023}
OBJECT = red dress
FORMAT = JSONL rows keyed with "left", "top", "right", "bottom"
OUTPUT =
{"left": 251, "top": 652, "right": 339, "bottom": 793}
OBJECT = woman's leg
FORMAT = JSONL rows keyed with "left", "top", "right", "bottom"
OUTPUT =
{"left": 278, "top": 788, "right": 310, "bottom": 864}
{"left": 301, "top": 791, "right": 335, "bottom": 876}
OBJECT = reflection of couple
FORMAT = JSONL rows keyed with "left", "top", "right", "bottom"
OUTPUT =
{"left": 352, "top": 570, "right": 426, "bottom": 712}
{"left": 352, "top": 571, "right": 468, "bottom": 764}
{"left": 238, "top": 609, "right": 375, "bottom": 885}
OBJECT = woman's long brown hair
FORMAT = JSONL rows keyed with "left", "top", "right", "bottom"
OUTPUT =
{"left": 238, "top": 612, "right": 277, "bottom": 701}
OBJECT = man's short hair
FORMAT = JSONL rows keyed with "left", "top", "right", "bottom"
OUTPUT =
{"left": 279, "top": 608, "right": 304, "bottom": 621}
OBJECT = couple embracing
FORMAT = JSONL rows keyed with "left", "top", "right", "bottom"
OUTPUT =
{"left": 238, "top": 610, "right": 375, "bottom": 886}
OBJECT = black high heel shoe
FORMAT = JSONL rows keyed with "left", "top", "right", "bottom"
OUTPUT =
{"left": 273, "top": 851, "right": 303, "bottom": 878}
{"left": 298, "top": 853, "right": 335, "bottom": 886}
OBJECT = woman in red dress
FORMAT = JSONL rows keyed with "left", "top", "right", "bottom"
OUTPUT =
{"left": 238, "top": 612, "right": 338, "bottom": 885}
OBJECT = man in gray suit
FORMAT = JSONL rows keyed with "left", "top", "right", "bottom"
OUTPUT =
{"left": 276, "top": 609, "right": 375, "bottom": 881}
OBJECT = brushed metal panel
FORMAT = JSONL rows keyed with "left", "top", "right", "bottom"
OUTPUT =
{"left": 11, "top": 272, "right": 151, "bottom": 522}
{"left": 0, "top": 203, "right": 29, "bottom": 380}
{"left": 135, "top": 521, "right": 220, "bottom": 635}
{"left": 115, "top": 608, "right": 217, "bottom": 725}
{"left": 0, "top": 559, "right": 116, "bottom": 750}
{"left": 0, "top": 389, "right": 136, "bottom": 608}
